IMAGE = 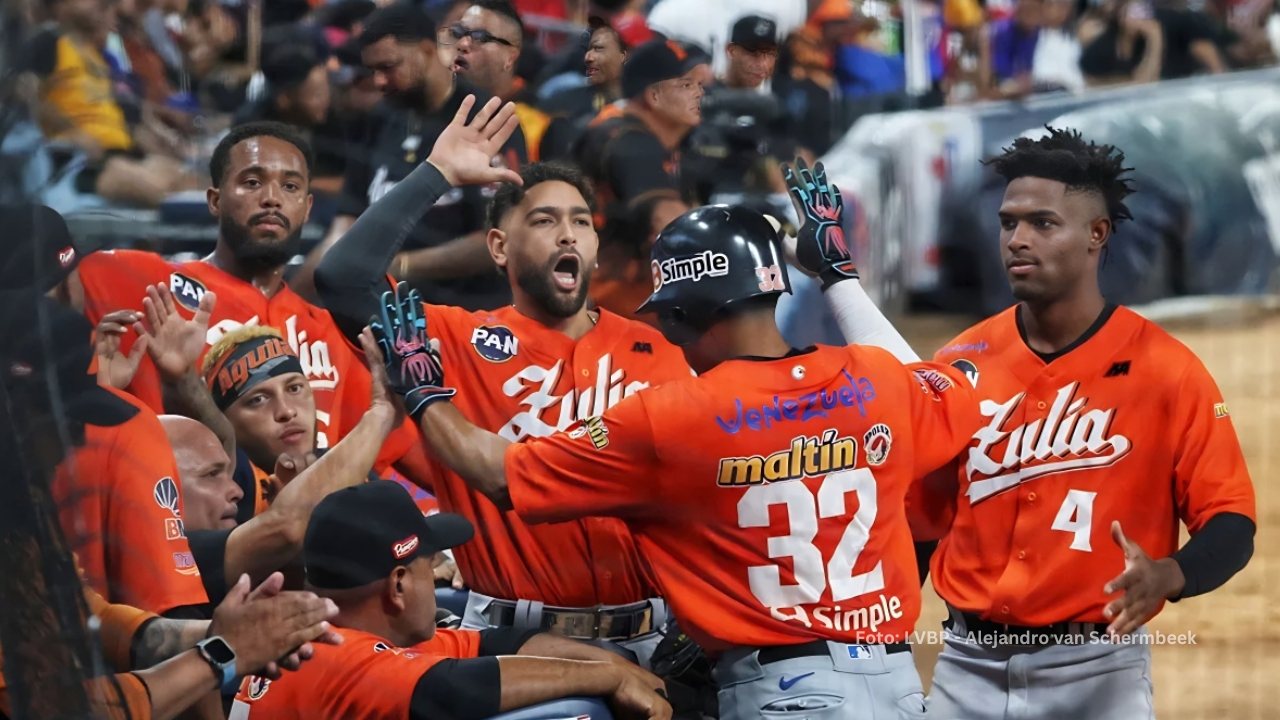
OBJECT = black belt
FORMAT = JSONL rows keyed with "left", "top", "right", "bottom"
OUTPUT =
{"left": 758, "top": 639, "right": 911, "bottom": 665}
{"left": 485, "top": 599, "right": 654, "bottom": 641}
{"left": 947, "top": 611, "right": 1108, "bottom": 644}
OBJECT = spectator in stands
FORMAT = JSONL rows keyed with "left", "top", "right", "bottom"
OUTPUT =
{"left": 298, "top": 3, "right": 525, "bottom": 310}
{"left": 1150, "top": 0, "right": 1229, "bottom": 77}
{"left": 540, "top": 17, "right": 628, "bottom": 130}
{"left": 646, "top": 0, "right": 806, "bottom": 77}
{"left": 685, "top": 16, "right": 788, "bottom": 201}
{"left": 983, "top": 0, "right": 1043, "bottom": 98}
{"left": 27, "top": 0, "right": 194, "bottom": 207}
{"left": 448, "top": 0, "right": 552, "bottom": 160}
{"left": 574, "top": 39, "right": 703, "bottom": 320}
{"left": 722, "top": 15, "right": 780, "bottom": 91}
{"left": 235, "top": 46, "right": 348, "bottom": 195}
{"left": 162, "top": 325, "right": 398, "bottom": 605}
{"left": 1079, "top": 0, "right": 1167, "bottom": 85}
{"left": 773, "top": 0, "right": 846, "bottom": 159}
{"left": 230, "top": 480, "right": 672, "bottom": 719}
{"left": 1031, "top": 0, "right": 1086, "bottom": 91}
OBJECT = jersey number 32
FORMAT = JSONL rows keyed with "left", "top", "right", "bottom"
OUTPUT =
{"left": 737, "top": 468, "right": 884, "bottom": 608}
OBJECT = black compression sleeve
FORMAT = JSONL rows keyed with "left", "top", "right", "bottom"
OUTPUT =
{"left": 1169, "top": 512, "right": 1255, "bottom": 600}
{"left": 410, "top": 657, "right": 501, "bottom": 720}
{"left": 914, "top": 540, "right": 938, "bottom": 586}
{"left": 478, "top": 628, "right": 541, "bottom": 657}
{"left": 313, "top": 161, "right": 453, "bottom": 341}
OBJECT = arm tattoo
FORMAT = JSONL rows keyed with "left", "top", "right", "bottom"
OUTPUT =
{"left": 130, "top": 617, "right": 211, "bottom": 669}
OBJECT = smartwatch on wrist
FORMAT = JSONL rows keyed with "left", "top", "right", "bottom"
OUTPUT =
{"left": 196, "top": 636, "right": 238, "bottom": 691}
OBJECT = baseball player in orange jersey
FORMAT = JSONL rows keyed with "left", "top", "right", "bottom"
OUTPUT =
{"left": 363, "top": 200, "right": 984, "bottom": 718}
{"left": 314, "top": 96, "right": 689, "bottom": 665}
{"left": 829, "top": 129, "right": 1257, "bottom": 719}
{"left": 56, "top": 122, "right": 426, "bottom": 484}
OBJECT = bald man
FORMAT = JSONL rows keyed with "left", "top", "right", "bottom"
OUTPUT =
{"left": 162, "top": 415, "right": 244, "bottom": 533}
{"left": 160, "top": 372, "right": 400, "bottom": 604}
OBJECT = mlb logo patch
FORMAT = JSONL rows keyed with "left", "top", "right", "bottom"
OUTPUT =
{"left": 168, "top": 272, "right": 207, "bottom": 311}
{"left": 470, "top": 326, "right": 519, "bottom": 362}
{"left": 847, "top": 644, "right": 872, "bottom": 660}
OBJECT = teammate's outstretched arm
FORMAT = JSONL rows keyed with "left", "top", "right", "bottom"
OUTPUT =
{"left": 359, "top": 320, "right": 514, "bottom": 509}
{"left": 313, "top": 95, "right": 521, "bottom": 342}
{"left": 781, "top": 158, "right": 920, "bottom": 363}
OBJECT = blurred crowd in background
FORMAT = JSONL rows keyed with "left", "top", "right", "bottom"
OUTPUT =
{"left": 0, "top": 0, "right": 1277, "bottom": 321}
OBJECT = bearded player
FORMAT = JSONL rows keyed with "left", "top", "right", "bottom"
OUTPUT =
{"left": 810, "top": 129, "right": 1257, "bottom": 719}
{"left": 58, "top": 121, "right": 431, "bottom": 486}
{"left": 361, "top": 200, "right": 983, "bottom": 718}
{"left": 313, "top": 96, "right": 689, "bottom": 667}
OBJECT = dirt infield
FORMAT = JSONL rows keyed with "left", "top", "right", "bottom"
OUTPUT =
{"left": 900, "top": 313, "right": 1277, "bottom": 719}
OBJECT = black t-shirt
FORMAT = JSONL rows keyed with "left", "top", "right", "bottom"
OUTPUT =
{"left": 188, "top": 527, "right": 234, "bottom": 606}
{"left": 574, "top": 112, "right": 682, "bottom": 257}
{"left": 1080, "top": 25, "right": 1150, "bottom": 78}
{"left": 1155, "top": 8, "right": 1219, "bottom": 79}
{"left": 337, "top": 82, "right": 527, "bottom": 310}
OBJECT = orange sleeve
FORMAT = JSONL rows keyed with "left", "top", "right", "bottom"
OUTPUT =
{"left": 506, "top": 394, "right": 663, "bottom": 525}
{"left": 87, "top": 674, "right": 153, "bottom": 720}
{"left": 85, "top": 585, "right": 157, "bottom": 670}
{"left": 902, "top": 359, "right": 981, "bottom": 478}
{"left": 416, "top": 629, "right": 482, "bottom": 658}
{"left": 1171, "top": 357, "right": 1257, "bottom": 531}
{"left": 104, "top": 408, "right": 210, "bottom": 613}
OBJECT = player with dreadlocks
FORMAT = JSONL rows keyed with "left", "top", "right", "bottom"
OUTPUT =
{"left": 838, "top": 126, "right": 1258, "bottom": 718}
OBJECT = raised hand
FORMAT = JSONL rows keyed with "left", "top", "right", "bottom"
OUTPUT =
{"left": 782, "top": 158, "right": 859, "bottom": 287}
{"left": 136, "top": 284, "right": 216, "bottom": 383}
{"left": 1102, "top": 520, "right": 1185, "bottom": 637}
{"left": 425, "top": 94, "right": 523, "bottom": 187}
{"left": 94, "top": 309, "right": 149, "bottom": 389}
{"left": 365, "top": 282, "right": 455, "bottom": 420}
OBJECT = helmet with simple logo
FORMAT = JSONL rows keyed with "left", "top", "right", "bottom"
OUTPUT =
{"left": 637, "top": 204, "right": 791, "bottom": 346}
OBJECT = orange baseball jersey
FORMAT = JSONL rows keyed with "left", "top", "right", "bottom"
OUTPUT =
{"left": 422, "top": 303, "right": 690, "bottom": 605}
{"left": 505, "top": 345, "right": 980, "bottom": 654}
{"left": 75, "top": 249, "right": 417, "bottom": 474}
{"left": 51, "top": 386, "right": 209, "bottom": 613}
{"left": 229, "top": 626, "right": 480, "bottom": 719}
{"left": 928, "top": 305, "right": 1256, "bottom": 627}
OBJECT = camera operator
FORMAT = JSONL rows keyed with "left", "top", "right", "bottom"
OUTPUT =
{"left": 685, "top": 16, "right": 788, "bottom": 204}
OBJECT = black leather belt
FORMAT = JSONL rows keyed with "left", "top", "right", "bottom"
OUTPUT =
{"left": 947, "top": 611, "right": 1108, "bottom": 645}
{"left": 758, "top": 639, "right": 911, "bottom": 665}
{"left": 484, "top": 600, "right": 654, "bottom": 641}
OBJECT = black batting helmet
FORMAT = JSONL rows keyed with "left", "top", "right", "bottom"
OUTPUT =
{"left": 637, "top": 205, "right": 791, "bottom": 346}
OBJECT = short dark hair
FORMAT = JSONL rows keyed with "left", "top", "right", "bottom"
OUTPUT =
{"left": 359, "top": 2, "right": 437, "bottom": 48}
{"left": 984, "top": 126, "right": 1135, "bottom": 225}
{"left": 487, "top": 162, "right": 596, "bottom": 229}
{"left": 471, "top": 0, "right": 524, "bottom": 36}
{"left": 209, "top": 122, "right": 315, "bottom": 188}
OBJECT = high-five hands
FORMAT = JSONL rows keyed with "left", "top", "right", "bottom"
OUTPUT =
{"left": 426, "top": 95, "right": 523, "bottom": 187}
{"left": 781, "top": 158, "right": 859, "bottom": 288}
{"left": 365, "top": 282, "right": 454, "bottom": 420}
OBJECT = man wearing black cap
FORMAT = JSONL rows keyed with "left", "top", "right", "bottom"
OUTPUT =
{"left": 682, "top": 15, "right": 788, "bottom": 203}
{"left": 724, "top": 15, "right": 780, "bottom": 90}
{"left": 231, "top": 481, "right": 672, "bottom": 719}
{"left": 298, "top": 1, "right": 527, "bottom": 311}
{"left": 573, "top": 39, "right": 704, "bottom": 321}
{"left": 0, "top": 204, "right": 210, "bottom": 618}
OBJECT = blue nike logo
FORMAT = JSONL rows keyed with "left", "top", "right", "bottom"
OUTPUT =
{"left": 778, "top": 672, "right": 815, "bottom": 691}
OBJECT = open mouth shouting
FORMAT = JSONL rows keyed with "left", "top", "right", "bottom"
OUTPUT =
{"left": 552, "top": 253, "right": 581, "bottom": 292}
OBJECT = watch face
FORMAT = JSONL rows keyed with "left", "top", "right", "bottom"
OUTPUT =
{"left": 204, "top": 638, "right": 236, "bottom": 665}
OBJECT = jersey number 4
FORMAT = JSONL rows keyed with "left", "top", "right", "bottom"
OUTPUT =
{"left": 1050, "top": 489, "right": 1097, "bottom": 552}
{"left": 737, "top": 468, "right": 884, "bottom": 608}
